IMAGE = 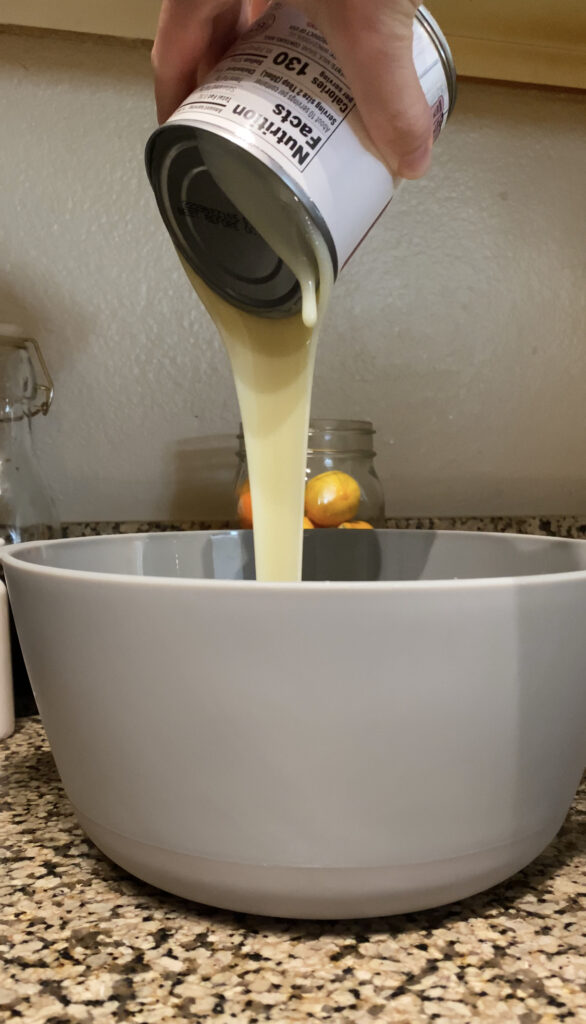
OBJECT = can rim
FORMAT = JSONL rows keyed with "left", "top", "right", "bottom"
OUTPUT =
{"left": 145, "top": 120, "right": 340, "bottom": 299}
{"left": 416, "top": 5, "right": 458, "bottom": 116}
{"left": 195, "top": 123, "right": 340, "bottom": 276}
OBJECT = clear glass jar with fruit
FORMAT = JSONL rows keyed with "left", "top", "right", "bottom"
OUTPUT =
{"left": 235, "top": 419, "right": 385, "bottom": 529}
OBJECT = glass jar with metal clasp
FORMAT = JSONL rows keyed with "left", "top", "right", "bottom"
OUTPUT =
{"left": 0, "top": 324, "right": 60, "bottom": 544}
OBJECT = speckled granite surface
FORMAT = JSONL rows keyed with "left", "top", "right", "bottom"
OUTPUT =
{"left": 1, "top": 720, "right": 585, "bottom": 1023}
{"left": 60, "top": 517, "right": 586, "bottom": 539}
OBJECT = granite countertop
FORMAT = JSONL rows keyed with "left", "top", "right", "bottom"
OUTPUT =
{"left": 1, "top": 720, "right": 585, "bottom": 1023}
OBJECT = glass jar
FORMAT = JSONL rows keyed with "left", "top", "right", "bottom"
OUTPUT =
{"left": 0, "top": 325, "right": 60, "bottom": 543}
{"left": 235, "top": 418, "right": 385, "bottom": 527}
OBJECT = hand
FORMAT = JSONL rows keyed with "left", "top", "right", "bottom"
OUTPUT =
{"left": 152, "top": 0, "right": 433, "bottom": 179}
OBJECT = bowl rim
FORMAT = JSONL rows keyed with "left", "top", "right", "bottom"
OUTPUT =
{"left": 3, "top": 528, "right": 586, "bottom": 592}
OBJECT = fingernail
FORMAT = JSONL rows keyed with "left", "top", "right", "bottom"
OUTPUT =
{"left": 397, "top": 144, "right": 432, "bottom": 180}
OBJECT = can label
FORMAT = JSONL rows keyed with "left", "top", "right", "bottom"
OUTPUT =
{"left": 175, "top": 7, "right": 356, "bottom": 172}
{"left": 166, "top": 1, "right": 452, "bottom": 270}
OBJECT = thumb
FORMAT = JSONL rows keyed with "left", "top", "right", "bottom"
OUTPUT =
{"left": 301, "top": 0, "right": 433, "bottom": 179}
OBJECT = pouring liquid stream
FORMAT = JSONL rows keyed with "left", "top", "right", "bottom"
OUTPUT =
{"left": 179, "top": 139, "right": 334, "bottom": 582}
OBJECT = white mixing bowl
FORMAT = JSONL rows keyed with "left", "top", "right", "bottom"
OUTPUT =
{"left": 3, "top": 529, "right": 586, "bottom": 919}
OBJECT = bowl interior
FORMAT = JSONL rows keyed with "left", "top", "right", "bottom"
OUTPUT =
{"left": 5, "top": 529, "right": 586, "bottom": 582}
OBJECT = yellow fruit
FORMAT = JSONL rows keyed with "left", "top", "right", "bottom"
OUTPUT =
{"left": 303, "top": 516, "right": 315, "bottom": 529}
{"left": 237, "top": 481, "right": 253, "bottom": 529}
{"left": 338, "top": 520, "right": 374, "bottom": 529}
{"left": 305, "top": 471, "right": 361, "bottom": 527}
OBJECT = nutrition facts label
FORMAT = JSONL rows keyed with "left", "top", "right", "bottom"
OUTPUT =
{"left": 175, "top": 2, "right": 356, "bottom": 172}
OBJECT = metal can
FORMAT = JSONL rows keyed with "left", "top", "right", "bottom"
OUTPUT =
{"left": 145, "top": 1, "right": 456, "bottom": 318}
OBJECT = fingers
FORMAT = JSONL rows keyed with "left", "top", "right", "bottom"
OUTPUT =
{"left": 152, "top": 0, "right": 434, "bottom": 177}
{"left": 299, "top": 0, "right": 433, "bottom": 178}
{"left": 152, "top": 0, "right": 249, "bottom": 124}
{"left": 152, "top": 1, "right": 209, "bottom": 124}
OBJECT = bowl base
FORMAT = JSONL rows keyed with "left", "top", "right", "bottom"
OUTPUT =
{"left": 75, "top": 807, "right": 557, "bottom": 920}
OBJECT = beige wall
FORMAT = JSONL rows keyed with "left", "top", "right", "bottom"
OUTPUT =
{"left": 0, "top": 29, "right": 584, "bottom": 521}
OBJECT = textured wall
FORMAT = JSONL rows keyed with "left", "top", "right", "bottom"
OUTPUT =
{"left": 0, "top": 29, "right": 584, "bottom": 521}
